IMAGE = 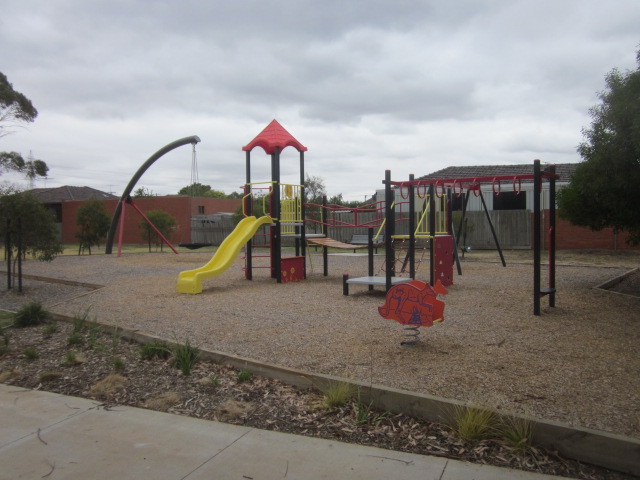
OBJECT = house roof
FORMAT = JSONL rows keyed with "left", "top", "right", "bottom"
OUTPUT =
{"left": 29, "top": 186, "right": 118, "bottom": 203}
{"left": 418, "top": 163, "right": 578, "bottom": 183}
{"left": 242, "top": 119, "right": 307, "bottom": 154}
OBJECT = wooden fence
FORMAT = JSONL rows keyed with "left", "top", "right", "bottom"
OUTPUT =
{"left": 190, "top": 210, "right": 533, "bottom": 249}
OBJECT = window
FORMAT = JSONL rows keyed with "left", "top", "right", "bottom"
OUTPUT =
{"left": 198, "top": 205, "right": 205, "bottom": 214}
{"left": 492, "top": 191, "right": 526, "bottom": 210}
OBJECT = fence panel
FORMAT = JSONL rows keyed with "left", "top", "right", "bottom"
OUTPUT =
{"left": 454, "top": 210, "right": 531, "bottom": 249}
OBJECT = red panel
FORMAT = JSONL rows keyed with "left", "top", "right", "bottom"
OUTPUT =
{"left": 281, "top": 256, "right": 305, "bottom": 283}
{"left": 434, "top": 235, "right": 454, "bottom": 286}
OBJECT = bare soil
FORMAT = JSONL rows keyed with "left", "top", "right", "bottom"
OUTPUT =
{"left": 1, "top": 248, "right": 639, "bottom": 479}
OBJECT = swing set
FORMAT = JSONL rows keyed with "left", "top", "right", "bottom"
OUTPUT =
{"left": 105, "top": 136, "right": 203, "bottom": 256}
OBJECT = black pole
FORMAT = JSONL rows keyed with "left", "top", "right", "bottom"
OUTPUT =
{"left": 245, "top": 151, "right": 253, "bottom": 280}
{"left": 272, "top": 148, "right": 282, "bottom": 283}
{"left": 300, "top": 151, "right": 306, "bottom": 279}
{"left": 17, "top": 218, "right": 22, "bottom": 293}
{"left": 428, "top": 184, "right": 435, "bottom": 286}
{"left": 384, "top": 170, "right": 394, "bottom": 291}
{"left": 533, "top": 160, "right": 542, "bottom": 315}
{"left": 105, "top": 135, "right": 201, "bottom": 254}
{"left": 6, "top": 219, "right": 11, "bottom": 290}
{"left": 456, "top": 190, "right": 471, "bottom": 249}
{"left": 368, "top": 227, "right": 374, "bottom": 291}
{"left": 409, "top": 175, "right": 416, "bottom": 279}
{"left": 548, "top": 164, "right": 556, "bottom": 308}
{"left": 478, "top": 189, "right": 506, "bottom": 267}
{"left": 322, "top": 195, "right": 328, "bottom": 276}
{"left": 448, "top": 188, "right": 462, "bottom": 275}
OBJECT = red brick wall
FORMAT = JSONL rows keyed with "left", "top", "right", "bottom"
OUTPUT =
{"left": 61, "top": 196, "right": 241, "bottom": 245}
{"left": 541, "top": 211, "right": 639, "bottom": 250}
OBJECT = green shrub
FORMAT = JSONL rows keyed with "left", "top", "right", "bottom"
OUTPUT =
{"left": 497, "top": 415, "right": 535, "bottom": 452}
{"left": 172, "top": 339, "right": 200, "bottom": 375}
{"left": 321, "top": 381, "right": 353, "bottom": 409}
{"left": 67, "top": 332, "right": 83, "bottom": 346}
{"left": 237, "top": 369, "right": 253, "bottom": 383}
{"left": 43, "top": 322, "right": 59, "bottom": 336}
{"left": 24, "top": 347, "right": 39, "bottom": 360}
{"left": 72, "top": 309, "right": 90, "bottom": 333}
{"left": 140, "top": 341, "right": 171, "bottom": 360}
{"left": 450, "top": 405, "right": 496, "bottom": 441}
{"left": 14, "top": 301, "right": 50, "bottom": 328}
{"left": 64, "top": 351, "right": 80, "bottom": 366}
{"left": 113, "top": 357, "right": 126, "bottom": 371}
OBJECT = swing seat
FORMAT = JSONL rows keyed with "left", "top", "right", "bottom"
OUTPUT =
{"left": 179, "top": 243, "right": 213, "bottom": 250}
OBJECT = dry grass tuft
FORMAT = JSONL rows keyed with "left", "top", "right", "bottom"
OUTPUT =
{"left": 145, "top": 392, "right": 182, "bottom": 411}
{"left": 88, "top": 374, "right": 128, "bottom": 398}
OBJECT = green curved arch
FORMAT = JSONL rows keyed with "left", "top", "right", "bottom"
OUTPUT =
{"left": 105, "top": 135, "right": 201, "bottom": 254}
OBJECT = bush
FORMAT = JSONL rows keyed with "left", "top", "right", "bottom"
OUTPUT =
{"left": 172, "top": 339, "right": 200, "bottom": 375}
{"left": 14, "top": 301, "right": 50, "bottom": 327}
{"left": 140, "top": 341, "right": 171, "bottom": 360}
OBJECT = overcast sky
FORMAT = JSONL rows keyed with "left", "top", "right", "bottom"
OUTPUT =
{"left": 1, "top": 1, "right": 638, "bottom": 201}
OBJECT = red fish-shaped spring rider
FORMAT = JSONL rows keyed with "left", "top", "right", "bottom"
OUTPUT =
{"left": 378, "top": 280, "right": 447, "bottom": 345}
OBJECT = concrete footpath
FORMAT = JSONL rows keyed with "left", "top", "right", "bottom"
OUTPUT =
{"left": 0, "top": 384, "right": 564, "bottom": 480}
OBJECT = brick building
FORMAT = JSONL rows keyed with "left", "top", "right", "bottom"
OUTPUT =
{"left": 30, "top": 186, "right": 241, "bottom": 245}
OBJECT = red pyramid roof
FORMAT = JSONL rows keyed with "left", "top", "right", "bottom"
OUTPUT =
{"left": 242, "top": 119, "right": 307, "bottom": 154}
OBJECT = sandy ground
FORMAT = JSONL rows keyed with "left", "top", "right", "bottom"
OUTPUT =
{"left": 1, "top": 248, "right": 639, "bottom": 440}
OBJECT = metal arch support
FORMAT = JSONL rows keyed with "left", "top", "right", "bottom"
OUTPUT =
{"left": 105, "top": 135, "right": 201, "bottom": 254}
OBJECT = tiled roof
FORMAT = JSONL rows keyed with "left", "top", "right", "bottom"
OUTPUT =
{"left": 29, "top": 186, "right": 118, "bottom": 203}
{"left": 418, "top": 163, "right": 578, "bottom": 182}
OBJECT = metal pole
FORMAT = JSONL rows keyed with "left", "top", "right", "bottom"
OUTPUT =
{"left": 245, "top": 151, "right": 253, "bottom": 280}
{"left": 409, "top": 175, "right": 416, "bottom": 279}
{"left": 548, "top": 164, "right": 556, "bottom": 308}
{"left": 384, "top": 170, "right": 394, "bottom": 292}
{"left": 6, "top": 219, "right": 11, "bottom": 290}
{"left": 322, "top": 195, "right": 328, "bottom": 276}
{"left": 17, "top": 218, "right": 22, "bottom": 293}
{"left": 300, "top": 151, "right": 306, "bottom": 279}
{"left": 272, "top": 148, "right": 281, "bottom": 283}
{"left": 478, "top": 189, "right": 506, "bottom": 267}
{"left": 533, "top": 160, "right": 542, "bottom": 315}
{"left": 429, "top": 184, "right": 435, "bottom": 286}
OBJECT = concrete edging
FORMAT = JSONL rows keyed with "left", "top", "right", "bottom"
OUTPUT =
{"left": 48, "top": 312, "right": 640, "bottom": 476}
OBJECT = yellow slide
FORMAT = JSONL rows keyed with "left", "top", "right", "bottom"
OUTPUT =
{"left": 176, "top": 215, "right": 273, "bottom": 294}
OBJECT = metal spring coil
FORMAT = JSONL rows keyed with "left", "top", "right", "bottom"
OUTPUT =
{"left": 400, "top": 325, "right": 420, "bottom": 346}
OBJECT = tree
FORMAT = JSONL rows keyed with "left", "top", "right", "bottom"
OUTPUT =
{"left": 304, "top": 174, "right": 326, "bottom": 205}
{"left": 132, "top": 186, "right": 155, "bottom": 198}
{"left": 138, "top": 210, "right": 177, "bottom": 252}
{"left": 0, "top": 73, "right": 48, "bottom": 182}
{"left": 0, "top": 188, "right": 63, "bottom": 262}
{"left": 177, "top": 183, "right": 227, "bottom": 198}
{"left": 557, "top": 48, "right": 640, "bottom": 245}
{"left": 75, "top": 199, "right": 111, "bottom": 255}
{"left": 0, "top": 72, "right": 37, "bottom": 137}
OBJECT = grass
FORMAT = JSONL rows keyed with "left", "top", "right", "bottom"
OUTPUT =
{"left": 87, "top": 320, "right": 103, "bottom": 349}
{"left": 140, "top": 340, "right": 171, "bottom": 360}
{"left": 497, "top": 415, "right": 536, "bottom": 452}
{"left": 354, "top": 390, "right": 388, "bottom": 425}
{"left": 43, "top": 322, "right": 59, "bottom": 336}
{"left": 67, "top": 332, "right": 83, "bottom": 346}
{"left": 13, "top": 301, "right": 51, "bottom": 328}
{"left": 237, "top": 369, "right": 253, "bottom": 383}
{"left": 24, "top": 347, "right": 39, "bottom": 360}
{"left": 64, "top": 351, "right": 82, "bottom": 366}
{"left": 113, "top": 356, "right": 126, "bottom": 371}
{"left": 321, "top": 381, "right": 354, "bottom": 409}
{"left": 172, "top": 339, "right": 200, "bottom": 375}
{"left": 72, "top": 309, "right": 91, "bottom": 333}
{"left": 450, "top": 405, "right": 496, "bottom": 441}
